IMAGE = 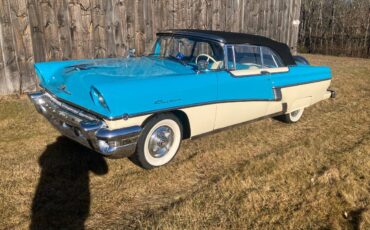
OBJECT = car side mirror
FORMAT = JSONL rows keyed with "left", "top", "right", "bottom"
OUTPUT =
{"left": 127, "top": 48, "right": 136, "bottom": 58}
{"left": 197, "top": 60, "right": 209, "bottom": 72}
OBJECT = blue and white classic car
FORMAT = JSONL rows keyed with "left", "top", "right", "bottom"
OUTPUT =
{"left": 29, "top": 30, "right": 335, "bottom": 169}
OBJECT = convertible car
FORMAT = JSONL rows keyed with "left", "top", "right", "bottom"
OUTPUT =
{"left": 29, "top": 30, "right": 335, "bottom": 169}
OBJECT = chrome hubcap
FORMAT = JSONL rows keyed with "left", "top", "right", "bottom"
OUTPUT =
{"left": 148, "top": 126, "right": 174, "bottom": 158}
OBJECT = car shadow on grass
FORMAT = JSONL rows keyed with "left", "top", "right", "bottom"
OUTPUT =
{"left": 30, "top": 137, "right": 108, "bottom": 230}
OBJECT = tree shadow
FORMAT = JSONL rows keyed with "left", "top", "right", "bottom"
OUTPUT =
{"left": 30, "top": 137, "right": 108, "bottom": 230}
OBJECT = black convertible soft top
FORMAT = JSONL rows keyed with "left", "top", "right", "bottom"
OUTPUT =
{"left": 157, "top": 29, "right": 296, "bottom": 66}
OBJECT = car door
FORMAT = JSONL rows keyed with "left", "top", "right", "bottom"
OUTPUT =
{"left": 214, "top": 45, "right": 285, "bottom": 129}
{"left": 170, "top": 39, "right": 221, "bottom": 136}
{"left": 173, "top": 69, "right": 219, "bottom": 137}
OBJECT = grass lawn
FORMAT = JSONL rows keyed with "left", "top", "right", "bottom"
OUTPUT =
{"left": 0, "top": 54, "right": 369, "bottom": 229}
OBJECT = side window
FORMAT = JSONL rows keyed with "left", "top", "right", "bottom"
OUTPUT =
{"left": 227, "top": 45, "right": 286, "bottom": 70}
{"left": 233, "top": 45, "right": 262, "bottom": 70}
{"left": 261, "top": 47, "right": 284, "bottom": 68}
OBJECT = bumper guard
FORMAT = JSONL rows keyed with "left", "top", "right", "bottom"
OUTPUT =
{"left": 28, "top": 91, "right": 141, "bottom": 158}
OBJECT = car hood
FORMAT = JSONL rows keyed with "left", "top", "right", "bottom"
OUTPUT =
{"left": 35, "top": 57, "right": 196, "bottom": 118}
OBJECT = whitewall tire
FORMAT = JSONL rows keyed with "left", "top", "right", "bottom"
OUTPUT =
{"left": 133, "top": 114, "right": 183, "bottom": 169}
{"left": 287, "top": 108, "right": 305, "bottom": 123}
{"left": 276, "top": 108, "right": 305, "bottom": 123}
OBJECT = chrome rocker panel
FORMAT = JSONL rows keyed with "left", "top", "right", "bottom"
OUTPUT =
{"left": 28, "top": 91, "right": 141, "bottom": 158}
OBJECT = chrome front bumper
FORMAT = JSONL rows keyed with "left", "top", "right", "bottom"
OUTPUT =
{"left": 28, "top": 91, "right": 141, "bottom": 158}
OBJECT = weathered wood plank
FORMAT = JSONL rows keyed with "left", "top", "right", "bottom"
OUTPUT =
{"left": 134, "top": 0, "right": 145, "bottom": 55}
{"left": 251, "top": 0, "right": 259, "bottom": 34}
{"left": 113, "top": 0, "right": 127, "bottom": 56}
{"left": 91, "top": 0, "right": 107, "bottom": 58}
{"left": 55, "top": 0, "right": 72, "bottom": 60}
{"left": 0, "top": 0, "right": 21, "bottom": 95}
{"left": 0, "top": 30, "right": 7, "bottom": 95}
{"left": 39, "top": 0, "right": 63, "bottom": 60}
{"left": 198, "top": 0, "right": 207, "bottom": 30}
{"left": 105, "top": 0, "right": 116, "bottom": 57}
{"left": 152, "top": 0, "right": 161, "bottom": 32}
{"left": 28, "top": 0, "right": 46, "bottom": 62}
{"left": 125, "top": 0, "right": 135, "bottom": 50}
{"left": 211, "top": 0, "right": 220, "bottom": 30}
{"left": 205, "top": 0, "right": 212, "bottom": 30}
{"left": 0, "top": 2, "right": 10, "bottom": 95}
{"left": 185, "top": 0, "right": 193, "bottom": 29}
{"left": 281, "top": 1, "right": 287, "bottom": 42}
{"left": 80, "top": 0, "right": 93, "bottom": 58}
{"left": 160, "top": 0, "right": 171, "bottom": 30}
{"left": 271, "top": 0, "right": 280, "bottom": 41}
{"left": 8, "top": 0, "right": 36, "bottom": 93}
{"left": 144, "top": 0, "right": 155, "bottom": 54}
{"left": 225, "top": 0, "right": 233, "bottom": 32}
{"left": 231, "top": 0, "right": 240, "bottom": 32}
{"left": 68, "top": 0, "right": 85, "bottom": 59}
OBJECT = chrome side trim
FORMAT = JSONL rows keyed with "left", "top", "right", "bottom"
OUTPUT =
{"left": 80, "top": 120, "right": 105, "bottom": 133}
{"left": 96, "top": 126, "right": 142, "bottom": 141}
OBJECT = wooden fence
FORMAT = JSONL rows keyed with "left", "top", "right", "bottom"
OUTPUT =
{"left": 0, "top": 0, "right": 301, "bottom": 95}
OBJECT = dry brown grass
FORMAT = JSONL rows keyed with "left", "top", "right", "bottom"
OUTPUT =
{"left": 0, "top": 54, "right": 369, "bottom": 229}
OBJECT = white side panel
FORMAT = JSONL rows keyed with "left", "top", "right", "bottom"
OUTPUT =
{"left": 214, "top": 101, "right": 270, "bottom": 129}
{"left": 267, "top": 101, "right": 284, "bottom": 115}
{"left": 180, "top": 104, "right": 217, "bottom": 136}
{"left": 105, "top": 102, "right": 276, "bottom": 135}
{"left": 291, "top": 97, "right": 312, "bottom": 111}
{"left": 104, "top": 104, "right": 217, "bottom": 137}
{"left": 322, "top": 91, "right": 332, "bottom": 100}
{"left": 104, "top": 80, "right": 331, "bottom": 137}
{"left": 105, "top": 115, "right": 151, "bottom": 130}
{"left": 281, "top": 80, "right": 331, "bottom": 112}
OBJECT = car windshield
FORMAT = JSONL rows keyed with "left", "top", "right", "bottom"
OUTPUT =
{"left": 150, "top": 36, "right": 224, "bottom": 68}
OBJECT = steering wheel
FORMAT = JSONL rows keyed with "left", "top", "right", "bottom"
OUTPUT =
{"left": 195, "top": 54, "right": 217, "bottom": 64}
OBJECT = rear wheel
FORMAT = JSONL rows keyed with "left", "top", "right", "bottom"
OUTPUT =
{"left": 133, "top": 114, "right": 182, "bottom": 169}
{"left": 276, "top": 108, "right": 305, "bottom": 123}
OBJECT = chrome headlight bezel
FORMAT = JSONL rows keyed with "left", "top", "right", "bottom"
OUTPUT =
{"left": 91, "top": 87, "right": 109, "bottom": 110}
{"left": 97, "top": 94, "right": 108, "bottom": 108}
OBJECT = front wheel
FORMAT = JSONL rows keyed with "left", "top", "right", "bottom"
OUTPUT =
{"left": 276, "top": 108, "right": 305, "bottom": 123}
{"left": 133, "top": 114, "right": 183, "bottom": 169}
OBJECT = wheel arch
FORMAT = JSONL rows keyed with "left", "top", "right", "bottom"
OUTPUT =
{"left": 141, "top": 110, "right": 191, "bottom": 140}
